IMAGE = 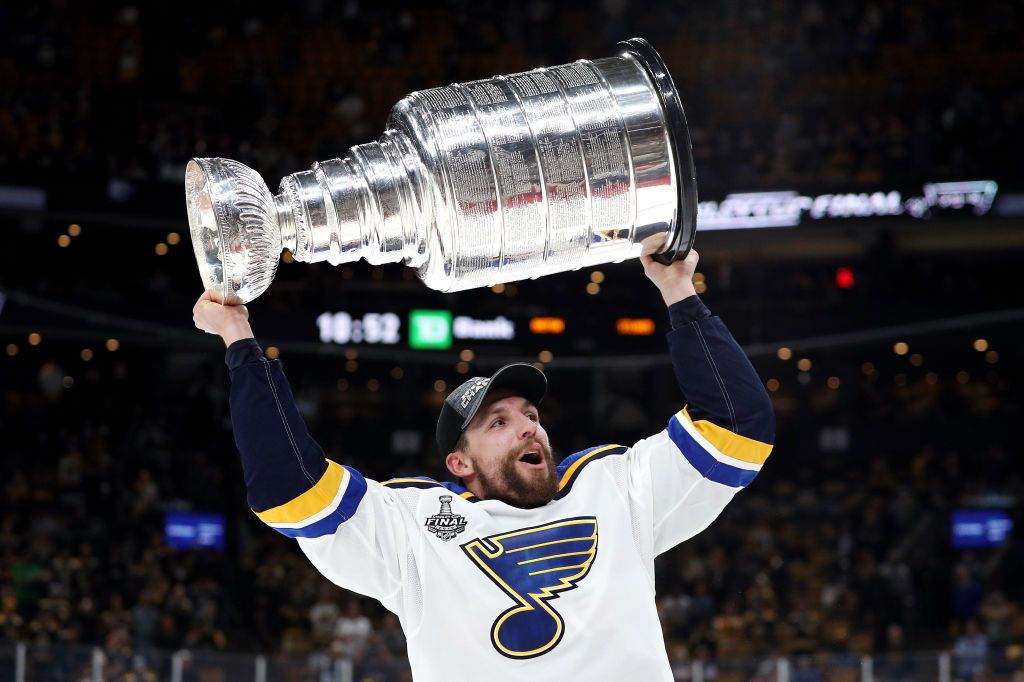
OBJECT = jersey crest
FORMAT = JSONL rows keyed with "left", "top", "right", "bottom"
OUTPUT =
{"left": 461, "top": 517, "right": 598, "bottom": 659}
{"left": 424, "top": 495, "right": 467, "bottom": 541}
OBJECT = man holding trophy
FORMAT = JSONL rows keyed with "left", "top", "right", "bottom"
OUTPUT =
{"left": 190, "top": 39, "right": 774, "bottom": 680}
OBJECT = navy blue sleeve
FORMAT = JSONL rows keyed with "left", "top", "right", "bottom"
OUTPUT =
{"left": 225, "top": 338, "right": 329, "bottom": 512}
{"left": 665, "top": 297, "right": 775, "bottom": 445}
{"left": 667, "top": 295, "right": 712, "bottom": 328}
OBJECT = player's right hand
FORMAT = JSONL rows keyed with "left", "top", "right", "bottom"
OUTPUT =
{"left": 640, "top": 248, "right": 699, "bottom": 307}
{"left": 192, "top": 289, "right": 255, "bottom": 347}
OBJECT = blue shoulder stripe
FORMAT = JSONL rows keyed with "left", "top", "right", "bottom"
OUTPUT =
{"left": 555, "top": 444, "right": 629, "bottom": 498}
{"left": 272, "top": 466, "right": 368, "bottom": 538}
{"left": 381, "top": 476, "right": 479, "bottom": 501}
{"left": 667, "top": 417, "right": 757, "bottom": 488}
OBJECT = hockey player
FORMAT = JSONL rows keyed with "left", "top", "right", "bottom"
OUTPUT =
{"left": 192, "top": 250, "right": 774, "bottom": 680}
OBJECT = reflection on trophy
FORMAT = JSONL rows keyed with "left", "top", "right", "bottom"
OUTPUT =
{"left": 185, "top": 38, "right": 698, "bottom": 303}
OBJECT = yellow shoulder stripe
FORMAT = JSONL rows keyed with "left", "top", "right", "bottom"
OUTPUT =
{"left": 255, "top": 460, "right": 346, "bottom": 525}
{"left": 682, "top": 407, "right": 772, "bottom": 465}
{"left": 557, "top": 444, "right": 624, "bottom": 491}
{"left": 381, "top": 478, "right": 440, "bottom": 487}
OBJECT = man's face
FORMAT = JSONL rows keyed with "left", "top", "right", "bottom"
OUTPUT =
{"left": 453, "top": 389, "right": 557, "bottom": 508}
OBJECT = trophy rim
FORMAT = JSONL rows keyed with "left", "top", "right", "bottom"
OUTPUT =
{"left": 185, "top": 158, "right": 229, "bottom": 299}
{"left": 618, "top": 37, "right": 698, "bottom": 264}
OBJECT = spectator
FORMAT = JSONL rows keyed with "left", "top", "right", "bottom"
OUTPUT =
{"left": 309, "top": 587, "right": 341, "bottom": 646}
{"left": 333, "top": 601, "right": 373, "bottom": 660}
{"left": 953, "top": 619, "right": 989, "bottom": 682}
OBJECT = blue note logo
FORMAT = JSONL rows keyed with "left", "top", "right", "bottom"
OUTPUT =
{"left": 461, "top": 517, "right": 598, "bottom": 659}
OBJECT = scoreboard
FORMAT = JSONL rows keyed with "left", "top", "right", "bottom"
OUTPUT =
{"left": 311, "top": 308, "right": 658, "bottom": 351}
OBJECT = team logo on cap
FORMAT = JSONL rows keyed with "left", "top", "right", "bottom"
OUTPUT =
{"left": 459, "top": 378, "right": 489, "bottom": 409}
{"left": 425, "top": 495, "right": 467, "bottom": 541}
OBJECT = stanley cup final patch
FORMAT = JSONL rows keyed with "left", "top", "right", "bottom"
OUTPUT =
{"left": 425, "top": 495, "right": 467, "bottom": 541}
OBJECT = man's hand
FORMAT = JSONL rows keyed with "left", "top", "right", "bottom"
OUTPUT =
{"left": 192, "top": 290, "right": 255, "bottom": 348}
{"left": 640, "top": 249, "right": 700, "bottom": 307}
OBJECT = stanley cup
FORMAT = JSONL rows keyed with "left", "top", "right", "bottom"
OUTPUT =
{"left": 185, "top": 38, "right": 698, "bottom": 303}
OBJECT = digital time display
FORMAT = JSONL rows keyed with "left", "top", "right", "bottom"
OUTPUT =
{"left": 317, "top": 312, "right": 401, "bottom": 345}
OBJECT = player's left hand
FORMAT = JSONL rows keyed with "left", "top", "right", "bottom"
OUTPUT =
{"left": 641, "top": 249, "right": 699, "bottom": 306}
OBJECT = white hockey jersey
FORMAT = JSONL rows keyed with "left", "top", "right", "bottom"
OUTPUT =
{"left": 254, "top": 409, "right": 771, "bottom": 681}
{"left": 226, "top": 304, "right": 774, "bottom": 681}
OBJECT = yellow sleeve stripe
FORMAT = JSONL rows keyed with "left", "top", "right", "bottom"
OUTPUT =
{"left": 682, "top": 407, "right": 772, "bottom": 465}
{"left": 557, "top": 444, "right": 624, "bottom": 491}
{"left": 254, "top": 460, "right": 347, "bottom": 525}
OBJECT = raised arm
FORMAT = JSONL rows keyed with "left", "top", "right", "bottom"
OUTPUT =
{"left": 192, "top": 291, "right": 406, "bottom": 602}
{"left": 193, "top": 290, "right": 341, "bottom": 519}
{"left": 631, "top": 253, "right": 775, "bottom": 554}
{"left": 641, "top": 251, "right": 775, "bottom": 449}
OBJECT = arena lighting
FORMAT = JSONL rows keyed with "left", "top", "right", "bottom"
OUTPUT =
{"left": 164, "top": 512, "right": 226, "bottom": 551}
{"left": 835, "top": 266, "right": 855, "bottom": 289}
{"left": 529, "top": 317, "right": 566, "bottom": 334}
{"left": 0, "top": 184, "right": 45, "bottom": 210}
{"left": 697, "top": 179, "right": 998, "bottom": 230}
{"left": 952, "top": 510, "right": 1013, "bottom": 549}
{"left": 616, "top": 318, "right": 657, "bottom": 336}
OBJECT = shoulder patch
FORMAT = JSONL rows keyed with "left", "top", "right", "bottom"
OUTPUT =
{"left": 555, "top": 444, "right": 628, "bottom": 498}
{"left": 381, "top": 477, "right": 445, "bottom": 490}
{"left": 381, "top": 477, "right": 479, "bottom": 502}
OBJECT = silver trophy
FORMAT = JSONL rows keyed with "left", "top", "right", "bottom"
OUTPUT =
{"left": 185, "top": 38, "right": 697, "bottom": 303}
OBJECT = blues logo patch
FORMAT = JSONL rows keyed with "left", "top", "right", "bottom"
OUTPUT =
{"left": 461, "top": 517, "right": 598, "bottom": 659}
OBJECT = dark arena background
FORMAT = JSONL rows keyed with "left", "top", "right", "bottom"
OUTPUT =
{"left": 1, "top": 1, "right": 1023, "bottom": 680}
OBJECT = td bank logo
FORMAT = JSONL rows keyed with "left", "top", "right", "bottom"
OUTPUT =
{"left": 409, "top": 310, "right": 453, "bottom": 350}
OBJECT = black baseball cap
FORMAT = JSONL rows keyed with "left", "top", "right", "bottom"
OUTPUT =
{"left": 435, "top": 363, "right": 548, "bottom": 455}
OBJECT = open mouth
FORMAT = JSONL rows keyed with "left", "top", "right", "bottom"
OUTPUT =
{"left": 518, "top": 447, "right": 544, "bottom": 466}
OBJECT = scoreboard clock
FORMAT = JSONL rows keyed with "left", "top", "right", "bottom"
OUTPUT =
{"left": 316, "top": 311, "right": 401, "bottom": 345}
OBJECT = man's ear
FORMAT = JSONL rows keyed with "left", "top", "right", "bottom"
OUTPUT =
{"left": 445, "top": 450, "right": 473, "bottom": 479}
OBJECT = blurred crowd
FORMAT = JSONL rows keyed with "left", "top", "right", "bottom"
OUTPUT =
{"left": 1, "top": 327, "right": 1020, "bottom": 680}
{"left": 0, "top": 0, "right": 1021, "bottom": 200}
